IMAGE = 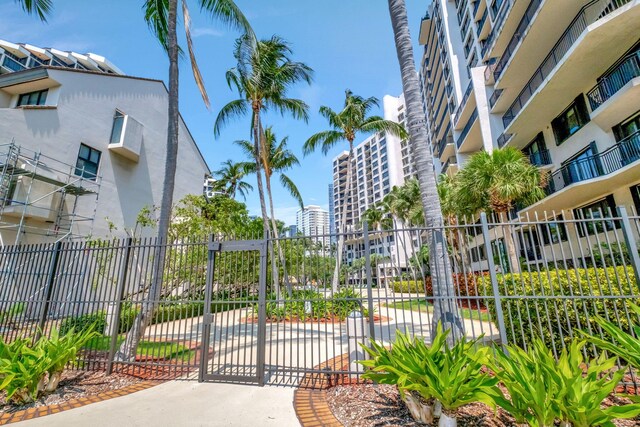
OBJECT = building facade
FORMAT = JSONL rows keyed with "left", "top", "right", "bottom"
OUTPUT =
{"left": 296, "top": 205, "right": 329, "bottom": 246}
{"left": 418, "top": 0, "right": 640, "bottom": 269}
{"left": 0, "top": 42, "right": 210, "bottom": 245}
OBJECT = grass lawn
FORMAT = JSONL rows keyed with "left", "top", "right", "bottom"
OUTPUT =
{"left": 84, "top": 336, "right": 194, "bottom": 360}
{"left": 385, "top": 299, "right": 491, "bottom": 322}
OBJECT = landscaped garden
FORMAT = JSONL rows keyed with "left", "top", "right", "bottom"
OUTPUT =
{"left": 323, "top": 303, "right": 640, "bottom": 427}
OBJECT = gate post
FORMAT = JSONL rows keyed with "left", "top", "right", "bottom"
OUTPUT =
{"left": 256, "top": 239, "right": 269, "bottom": 386}
{"left": 362, "top": 221, "right": 376, "bottom": 342}
{"left": 618, "top": 206, "right": 640, "bottom": 286}
{"left": 107, "top": 237, "right": 133, "bottom": 375}
{"left": 35, "top": 241, "right": 63, "bottom": 342}
{"left": 199, "top": 235, "right": 218, "bottom": 383}
{"left": 480, "top": 213, "right": 508, "bottom": 348}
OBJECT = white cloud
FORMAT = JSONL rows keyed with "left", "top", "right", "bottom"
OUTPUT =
{"left": 191, "top": 27, "right": 224, "bottom": 38}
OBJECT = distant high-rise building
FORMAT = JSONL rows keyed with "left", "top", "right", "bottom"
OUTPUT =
{"left": 296, "top": 205, "right": 330, "bottom": 247}
{"left": 328, "top": 183, "right": 336, "bottom": 242}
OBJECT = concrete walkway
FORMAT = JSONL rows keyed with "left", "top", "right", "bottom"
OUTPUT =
{"left": 18, "top": 381, "right": 299, "bottom": 427}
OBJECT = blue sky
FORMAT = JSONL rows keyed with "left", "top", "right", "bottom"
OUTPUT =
{"left": 1, "top": 0, "right": 427, "bottom": 225}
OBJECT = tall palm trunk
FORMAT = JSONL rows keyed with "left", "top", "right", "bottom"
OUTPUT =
{"left": 116, "top": 0, "right": 180, "bottom": 360}
{"left": 498, "top": 212, "right": 521, "bottom": 274}
{"left": 387, "top": 0, "right": 463, "bottom": 342}
{"left": 265, "top": 171, "right": 292, "bottom": 296}
{"left": 332, "top": 140, "right": 354, "bottom": 292}
{"left": 252, "top": 112, "right": 281, "bottom": 296}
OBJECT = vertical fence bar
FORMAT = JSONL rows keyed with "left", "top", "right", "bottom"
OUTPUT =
{"left": 199, "top": 236, "right": 218, "bottom": 383}
{"left": 34, "top": 241, "right": 62, "bottom": 342}
{"left": 480, "top": 213, "right": 508, "bottom": 348}
{"left": 362, "top": 221, "right": 376, "bottom": 342}
{"left": 256, "top": 239, "right": 268, "bottom": 386}
{"left": 618, "top": 206, "right": 640, "bottom": 286}
{"left": 107, "top": 238, "right": 133, "bottom": 375}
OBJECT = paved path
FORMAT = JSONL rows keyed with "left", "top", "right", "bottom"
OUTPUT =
{"left": 18, "top": 381, "right": 299, "bottom": 427}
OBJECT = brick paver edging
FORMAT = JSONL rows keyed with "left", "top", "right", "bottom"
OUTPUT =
{"left": 0, "top": 380, "right": 160, "bottom": 425}
{"left": 293, "top": 353, "right": 355, "bottom": 427}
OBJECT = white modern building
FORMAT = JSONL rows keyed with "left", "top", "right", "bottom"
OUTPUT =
{"left": 296, "top": 205, "right": 329, "bottom": 247}
{"left": 418, "top": 0, "right": 640, "bottom": 269}
{"left": 0, "top": 42, "right": 210, "bottom": 245}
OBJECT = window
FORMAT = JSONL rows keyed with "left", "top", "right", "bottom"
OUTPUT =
{"left": 17, "top": 89, "right": 48, "bottom": 107}
{"left": 552, "top": 95, "right": 590, "bottom": 145}
{"left": 109, "top": 111, "right": 125, "bottom": 144}
{"left": 613, "top": 111, "right": 640, "bottom": 141}
{"left": 562, "top": 143, "right": 601, "bottom": 185}
{"left": 540, "top": 215, "right": 568, "bottom": 245}
{"left": 522, "top": 133, "right": 548, "bottom": 165}
{"left": 630, "top": 184, "right": 640, "bottom": 215}
{"left": 573, "top": 195, "right": 619, "bottom": 237}
{"left": 75, "top": 144, "right": 101, "bottom": 179}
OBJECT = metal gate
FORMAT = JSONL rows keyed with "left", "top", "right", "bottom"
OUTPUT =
{"left": 198, "top": 239, "right": 268, "bottom": 384}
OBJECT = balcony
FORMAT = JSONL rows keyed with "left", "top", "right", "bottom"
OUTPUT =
{"left": 438, "top": 134, "right": 455, "bottom": 161}
{"left": 442, "top": 156, "right": 458, "bottom": 175}
{"left": 488, "top": 89, "right": 503, "bottom": 109}
{"left": 587, "top": 52, "right": 640, "bottom": 111}
{"left": 481, "top": 0, "right": 514, "bottom": 59}
{"left": 546, "top": 132, "right": 640, "bottom": 195}
{"left": 453, "top": 81, "right": 474, "bottom": 128}
{"left": 503, "top": 0, "right": 633, "bottom": 129}
{"left": 476, "top": 8, "right": 490, "bottom": 39}
{"left": 456, "top": 108, "right": 478, "bottom": 150}
{"left": 497, "top": 133, "right": 513, "bottom": 148}
{"left": 527, "top": 149, "right": 552, "bottom": 167}
{"left": 1, "top": 55, "right": 26, "bottom": 73}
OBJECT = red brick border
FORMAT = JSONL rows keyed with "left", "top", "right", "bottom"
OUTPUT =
{"left": 293, "top": 353, "right": 360, "bottom": 427}
{"left": 0, "top": 380, "right": 161, "bottom": 425}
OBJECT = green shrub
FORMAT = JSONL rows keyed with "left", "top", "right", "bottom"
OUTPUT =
{"left": 59, "top": 312, "right": 107, "bottom": 335}
{"left": 392, "top": 273, "right": 487, "bottom": 309}
{"left": 479, "top": 266, "right": 640, "bottom": 354}
{"left": 264, "top": 288, "right": 363, "bottom": 321}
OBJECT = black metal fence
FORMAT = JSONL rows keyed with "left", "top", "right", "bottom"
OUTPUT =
{"left": 1, "top": 207, "right": 640, "bottom": 387}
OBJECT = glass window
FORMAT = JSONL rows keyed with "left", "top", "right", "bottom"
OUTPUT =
{"left": 75, "top": 144, "right": 101, "bottom": 179}
{"left": 573, "top": 195, "right": 619, "bottom": 237}
{"left": 613, "top": 111, "right": 640, "bottom": 141}
{"left": 552, "top": 95, "right": 590, "bottom": 145}
{"left": 562, "top": 143, "right": 601, "bottom": 185}
{"left": 522, "top": 132, "right": 547, "bottom": 165}
{"left": 17, "top": 89, "right": 48, "bottom": 107}
{"left": 630, "top": 184, "right": 640, "bottom": 215}
{"left": 109, "top": 111, "right": 125, "bottom": 144}
{"left": 540, "top": 215, "right": 568, "bottom": 245}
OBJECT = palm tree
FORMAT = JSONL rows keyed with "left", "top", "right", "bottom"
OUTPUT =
{"left": 387, "top": 0, "right": 463, "bottom": 340}
{"left": 452, "top": 147, "right": 547, "bottom": 273}
{"left": 212, "top": 160, "right": 253, "bottom": 200}
{"left": 214, "top": 35, "right": 313, "bottom": 240}
{"left": 16, "top": 0, "right": 254, "bottom": 360}
{"left": 237, "top": 128, "right": 304, "bottom": 295}
{"left": 437, "top": 174, "right": 471, "bottom": 268}
{"left": 304, "top": 90, "right": 407, "bottom": 291}
{"left": 360, "top": 206, "right": 392, "bottom": 231}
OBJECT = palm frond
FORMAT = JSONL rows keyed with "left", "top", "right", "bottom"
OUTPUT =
{"left": 143, "top": 0, "right": 170, "bottom": 52}
{"left": 360, "top": 116, "right": 408, "bottom": 139}
{"left": 303, "top": 130, "right": 345, "bottom": 156}
{"left": 198, "top": 0, "right": 254, "bottom": 37}
{"left": 280, "top": 174, "right": 304, "bottom": 209}
{"left": 182, "top": 0, "right": 210, "bottom": 109}
{"left": 214, "top": 99, "right": 248, "bottom": 137}
{"left": 16, "top": 0, "right": 53, "bottom": 22}
{"left": 273, "top": 98, "right": 309, "bottom": 122}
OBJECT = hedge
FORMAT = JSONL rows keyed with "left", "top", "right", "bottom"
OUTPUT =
{"left": 478, "top": 266, "right": 640, "bottom": 354}
{"left": 391, "top": 273, "right": 487, "bottom": 309}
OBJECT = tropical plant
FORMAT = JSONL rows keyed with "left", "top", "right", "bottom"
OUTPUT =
{"left": 41, "top": 327, "right": 99, "bottom": 392}
{"left": 304, "top": 90, "right": 407, "bottom": 291}
{"left": 361, "top": 326, "right": 499, "bottom": 425}
{"left": 211, "top": 159, "right": 253, "bottom": 200}
{"left": 582, "top": 301, "right": 640, "bottom": 369}
{"left": 215, "top": 34, "right": 312, "bottom": 240}
{"left": 452, "top": 147, "right": 547, "bottom": 273}
{"left": 591, "top": 242, "right": 640, "bottom": 268}
{"left": 387, "top": 0, "right": 462, "bottom": 342}
{"left": 13, "top": 0, "right": 53, "bottom": 21}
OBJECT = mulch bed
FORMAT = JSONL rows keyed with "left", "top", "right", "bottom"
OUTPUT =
{"left": 325, "top": 384, "right": 640, "bottom": 426}
{"left": 0, "top": 370, "right": 143, "bottom": 414}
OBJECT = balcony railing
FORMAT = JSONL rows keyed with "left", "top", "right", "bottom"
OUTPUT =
{"left": 587, "top": 52, "right": 640, "bottom": 111}
{"left": 493, "top": 0, "right": 543, "bottom": 82}
{"left": 438, "top": 133, "right": 454, "bottom": 157}
{"left": 453, "top": 81, "right": 474, "bottom": 125}
{"left": 527, "top": 148, "right": 552, "bottom": 166}
{"left": 488, "top": 89, "right": 503, "bottom": 109}
{"left": 481, "top": 0, "right": 514, "bottom": 58}
{"left": 497, "top": 132, "right": 513, "bottom": 147}
{"left": 476, "top": 8, "right": 489, "bottom": 38}
{"left": 456, "top": 108, "right": 478, "bottom": 149}
{"left": 546, "top": 131, "right": 640, "bottom": 195}
{"left": 503, "top": 0, "right": 632, "bottom": 128}
{"left": 442, "top": 156, "right": 457, "bottom": 174}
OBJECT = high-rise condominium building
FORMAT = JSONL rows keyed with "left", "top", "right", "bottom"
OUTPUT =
{"left": 331, "top": 94, "right": 413, "bottom": 233}
{"left": 418, "top": 0, "right": 640, "bottom": 267}
{"left": 0, "top": 40, "right": 210, "bottom": 245}
{"left": 296, "top": 205, "right": 330, "bottom": 246}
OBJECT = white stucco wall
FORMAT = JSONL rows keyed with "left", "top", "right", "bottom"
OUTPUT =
{"left": 0, "top": 68, "right": 210, "bottom": 243}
